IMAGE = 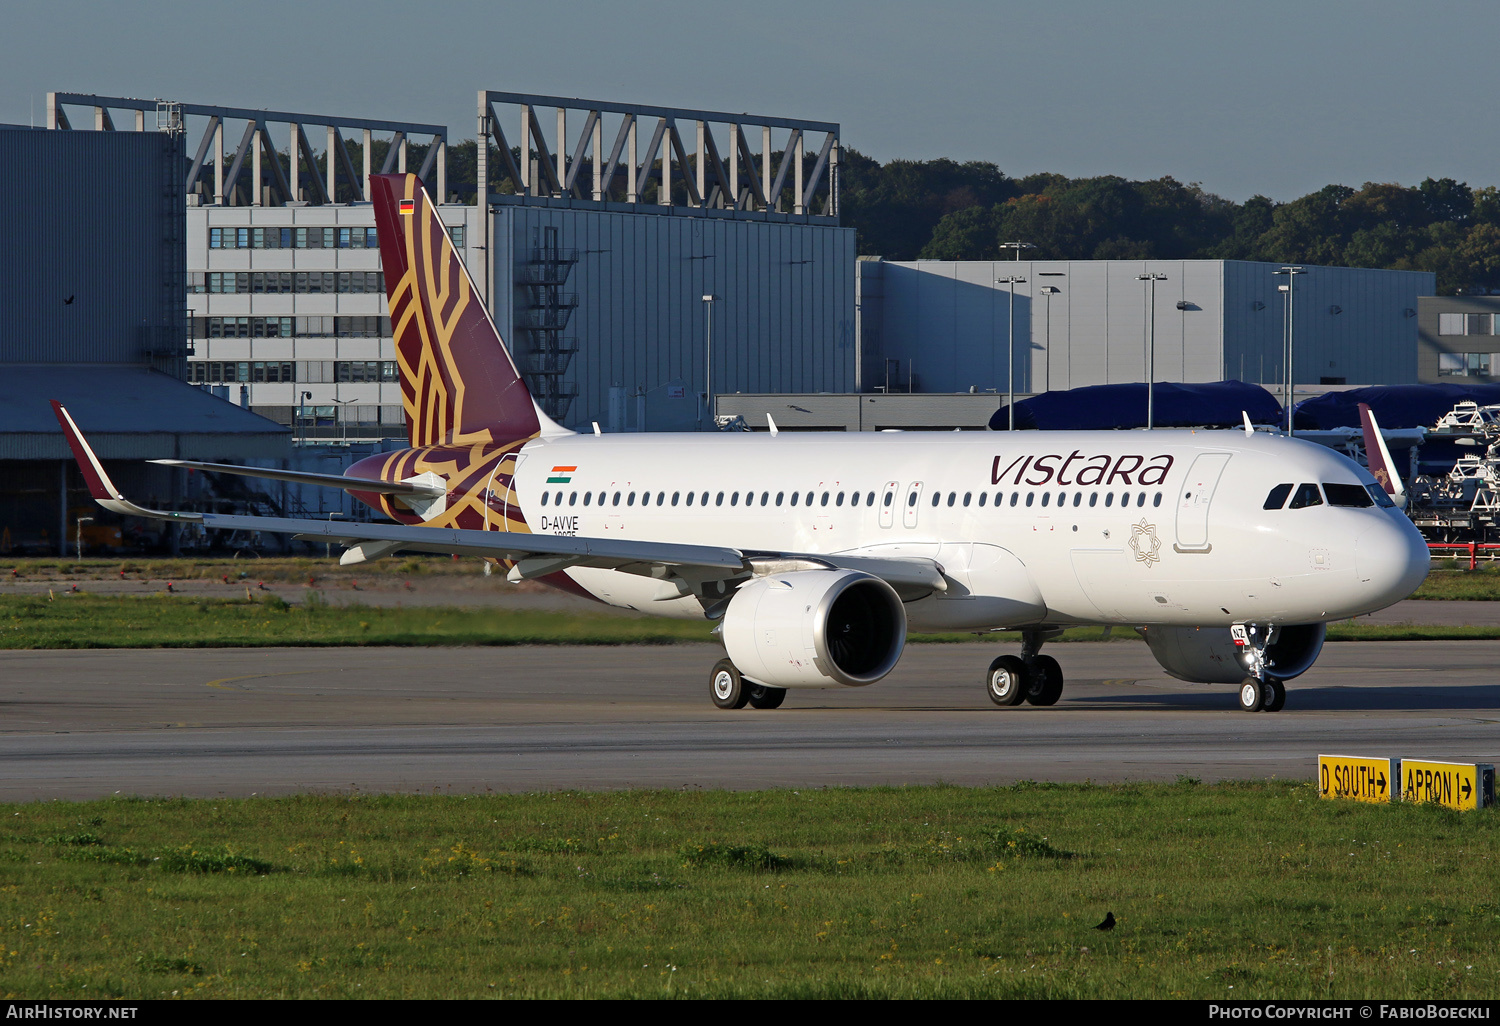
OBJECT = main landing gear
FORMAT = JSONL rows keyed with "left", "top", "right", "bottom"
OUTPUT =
{"left": 986, "top": 628, "right": 1065, "bottom": 708}
{"left": 1233, "top": 623, "right": 1288, "bottom": 713}
{"left": 709, "top": 658, "right": 787, "bottom": 711}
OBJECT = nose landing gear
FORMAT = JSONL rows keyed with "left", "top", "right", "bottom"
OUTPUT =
{"left": 1232, "top": 623, "right": 1288, "bottom": 713}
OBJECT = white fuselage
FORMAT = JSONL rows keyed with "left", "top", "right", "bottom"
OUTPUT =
{"left": 510, "top": 429, "right": 1430, "bottom": 631}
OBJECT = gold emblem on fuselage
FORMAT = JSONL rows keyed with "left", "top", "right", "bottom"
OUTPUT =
{"left": 1129, "top": 519, "right": 1162, "bottom": 567}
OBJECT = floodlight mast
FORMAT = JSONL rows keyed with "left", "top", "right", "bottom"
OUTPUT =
{"left": 1038, "top": 282, "right": 1063, "bottom": 393}
{"left": 1137, "top": 273, "right": 1168, "bottom": 429}
{"left": 997, "top": 275, "right": 1027, "bottom": 429}
{"left": 1275, "top": 266, "right": 1308, "bottom": 435}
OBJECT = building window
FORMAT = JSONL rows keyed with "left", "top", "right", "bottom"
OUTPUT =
{"left": 190, "top": 316, "right": 392, "bottom": 339}
{"left": 447, "top": 225, "right": 466, "bottom": 249}
{"left": 187, "top": 270, "right": 384, "bottom": 294}
{"left": 189, "top": 361, "right": 295, "bottom": 384}
{"left": 207, "top": 224, "right": 386, "bottom": 250}
{"left": 1439, "top": 312, "right": 1496, "bottom": 336}
{"left": 1439, "top": 352, "right": 1493, "bottom": 377}
{"left": 335, "top": 361, "right": 394, "bottom": 383}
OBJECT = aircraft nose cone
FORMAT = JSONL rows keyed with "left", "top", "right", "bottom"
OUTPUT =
{"left": 1354, "top": 516, "right": 1430, "bottom": 610}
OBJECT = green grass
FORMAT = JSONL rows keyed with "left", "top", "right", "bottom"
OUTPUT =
{"left": 1412, "top": 565, "right": 1500, "bottom": 601}
{"left": 0, "top": 555, "right": 472, "bottom": 583}
{"left": 0, "top": 594, "right": 709, "bottom": 649}
{"left": 0, "top": 784, "right": 1496, "bottom": 999}
{"left": 0, "top": 594, "right": 1496, "bottom": 649}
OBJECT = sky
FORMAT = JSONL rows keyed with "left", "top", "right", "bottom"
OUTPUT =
{"left": 2, "top": 0, "right": 1495, "bottom": 203}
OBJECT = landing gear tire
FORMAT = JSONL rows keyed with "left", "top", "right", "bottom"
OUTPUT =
{"left": 711, "top": 658, "right": 749, "bottom": 710}
{"left": 987, "top": 655, "right": 1029, "bottom": 707}
{"left": 1238, "top": 679, "right": 1265, "bottom": 713}
{"left": 1024, "top": 655, "right": 1064, "bottom": 706}
{"left": 1262, "top": 678, "right": 1286, "bottom": 712}
{"left": 747, "top": 683, "right": 787, "bottom": 710}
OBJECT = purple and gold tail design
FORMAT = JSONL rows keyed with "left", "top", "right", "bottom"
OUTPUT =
{"left": 371, "top": 173, "right": 540, "bottom": 448}
{"left": 345, "top": 174, "right": 549, "bottom": 536}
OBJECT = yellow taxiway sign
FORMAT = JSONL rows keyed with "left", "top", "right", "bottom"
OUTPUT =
{"left": 1318, "top": 754, "right": 1393, "bottom": 803}
{"left": 1400, "top": 760, "right": 1495, "bottom": 811}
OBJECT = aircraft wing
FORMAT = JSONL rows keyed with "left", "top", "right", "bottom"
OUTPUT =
{"left": 52, "top": 402, "right": 946, "bottom": 597}
{"left": 147, "top": 458, "right": 445, "bottom": 498}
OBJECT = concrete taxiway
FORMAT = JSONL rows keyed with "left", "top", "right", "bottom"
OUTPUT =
{"left": 1, "top": 641, "right": 1496, "bottom": 801}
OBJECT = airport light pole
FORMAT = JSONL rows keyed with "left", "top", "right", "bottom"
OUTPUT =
{"left": 997, "top": 275, "right": 1027, "bottom": 430}
{"left": 1000, "top": 241, "right": 1035, "bottom": 261}
{"left": 1275, "top": 266, "right": 1307, "bottom": 435}
{"left": 1038, "top": 277, "right": 1064, "bottom": 393}
{"left": 701, "top": 294, "right": 716, "bottom": 431}
{"left": 1137, "top": 272, "right": 1168, "bottom": 430}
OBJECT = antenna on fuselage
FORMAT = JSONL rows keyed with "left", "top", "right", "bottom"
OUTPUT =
{"left": 592, "top": 422, "right": 602, "bottom": 437}
{"left": 767, "top": 413, "right": 779, "bottom": 437}
{"left": 1242, "top": 411, "right": 1254, "bottom": 436}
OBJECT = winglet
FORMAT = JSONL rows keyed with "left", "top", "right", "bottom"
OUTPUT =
{"left": 50, "top": 402, "right": 201, "bottom": 522}
{"left": 1242, "top": 410, "right": 1254, "bottom": 436}
{"left": 1358, "top": 402, "right": 1407, "bottom": 509}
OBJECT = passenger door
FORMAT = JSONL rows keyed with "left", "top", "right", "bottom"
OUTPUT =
{"left": 1175, "top": 453, "right": 1231, "bottom": 552}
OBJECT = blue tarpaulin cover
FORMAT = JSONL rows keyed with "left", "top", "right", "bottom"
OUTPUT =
{"left": 1291, "top": 384, "right": 1500, "bottom": 430}
{"left": 990, "top": 380, "right": 1283, "bottom": 431}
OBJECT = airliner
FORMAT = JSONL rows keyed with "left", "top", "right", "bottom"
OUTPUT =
{"left": 52, "top": 173, "right": 1431, "bottom": 714}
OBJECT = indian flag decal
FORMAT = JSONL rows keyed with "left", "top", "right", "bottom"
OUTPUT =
{"left": 547, "top": 465, "right": 576, "bottom": 484}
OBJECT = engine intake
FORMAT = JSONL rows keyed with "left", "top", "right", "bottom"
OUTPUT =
{"left": 1142, "top": 623, "right": 1327, "bottom": 684}
{"left": 722, "top": 569, "right": 906, "bottom": 688}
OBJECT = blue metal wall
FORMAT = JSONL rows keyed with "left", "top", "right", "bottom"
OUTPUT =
{"left": 0, "top": 129, "right": 184, "bottom": 369}
{"left": 490, "top": 206, "right": 857, "bottom": 431}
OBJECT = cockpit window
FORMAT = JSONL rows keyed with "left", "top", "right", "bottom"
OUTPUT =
{"left": 1324, "top": 483, "right": 1374, "bottom": 508}
{"left": 1263, "top": 483, "right": 1293, "bottom": 510}
{"left": 1365, "top": 483, "right": 1396, "bottom": 508}
{"left": 1287, "top": 483, "right": 1324, "bottom": 509}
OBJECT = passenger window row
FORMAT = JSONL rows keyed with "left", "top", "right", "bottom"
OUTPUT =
{"left": 538, "top": 488, "right": 1164, "bottom": 510}
{"left": 539, "top": 489, "right": 881, "bottom": 508}
{"left": 1263, "top": 482, "right": 1385, "bottom": 510}
{"left": 929, "top": 490, "right": 1162, "bottom": 509}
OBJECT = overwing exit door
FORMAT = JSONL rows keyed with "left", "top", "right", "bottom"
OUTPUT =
{"left": 903, "top": 481, "right": 924, "bottom": 528}
{"left": 879, "top": 481, "right": 899, "bottom": 528}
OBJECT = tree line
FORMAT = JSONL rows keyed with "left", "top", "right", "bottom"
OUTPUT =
{"left": 836, "top": 147, "right": 1498, "bottom": 295}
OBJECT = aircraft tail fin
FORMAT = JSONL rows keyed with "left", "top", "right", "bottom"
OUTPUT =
{"left": 1358, "top": 402, "right": 1407, "bottom": 509}
{"left": 370, "top": 173, "right": 569, "bottom": 448}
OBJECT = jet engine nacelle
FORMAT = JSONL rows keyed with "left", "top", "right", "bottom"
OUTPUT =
{"left": 722, "top": 569, "right": 906, "bottom": 688}
{"left": 1142, "top": 623, "right": 1327, "bottom": 684}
